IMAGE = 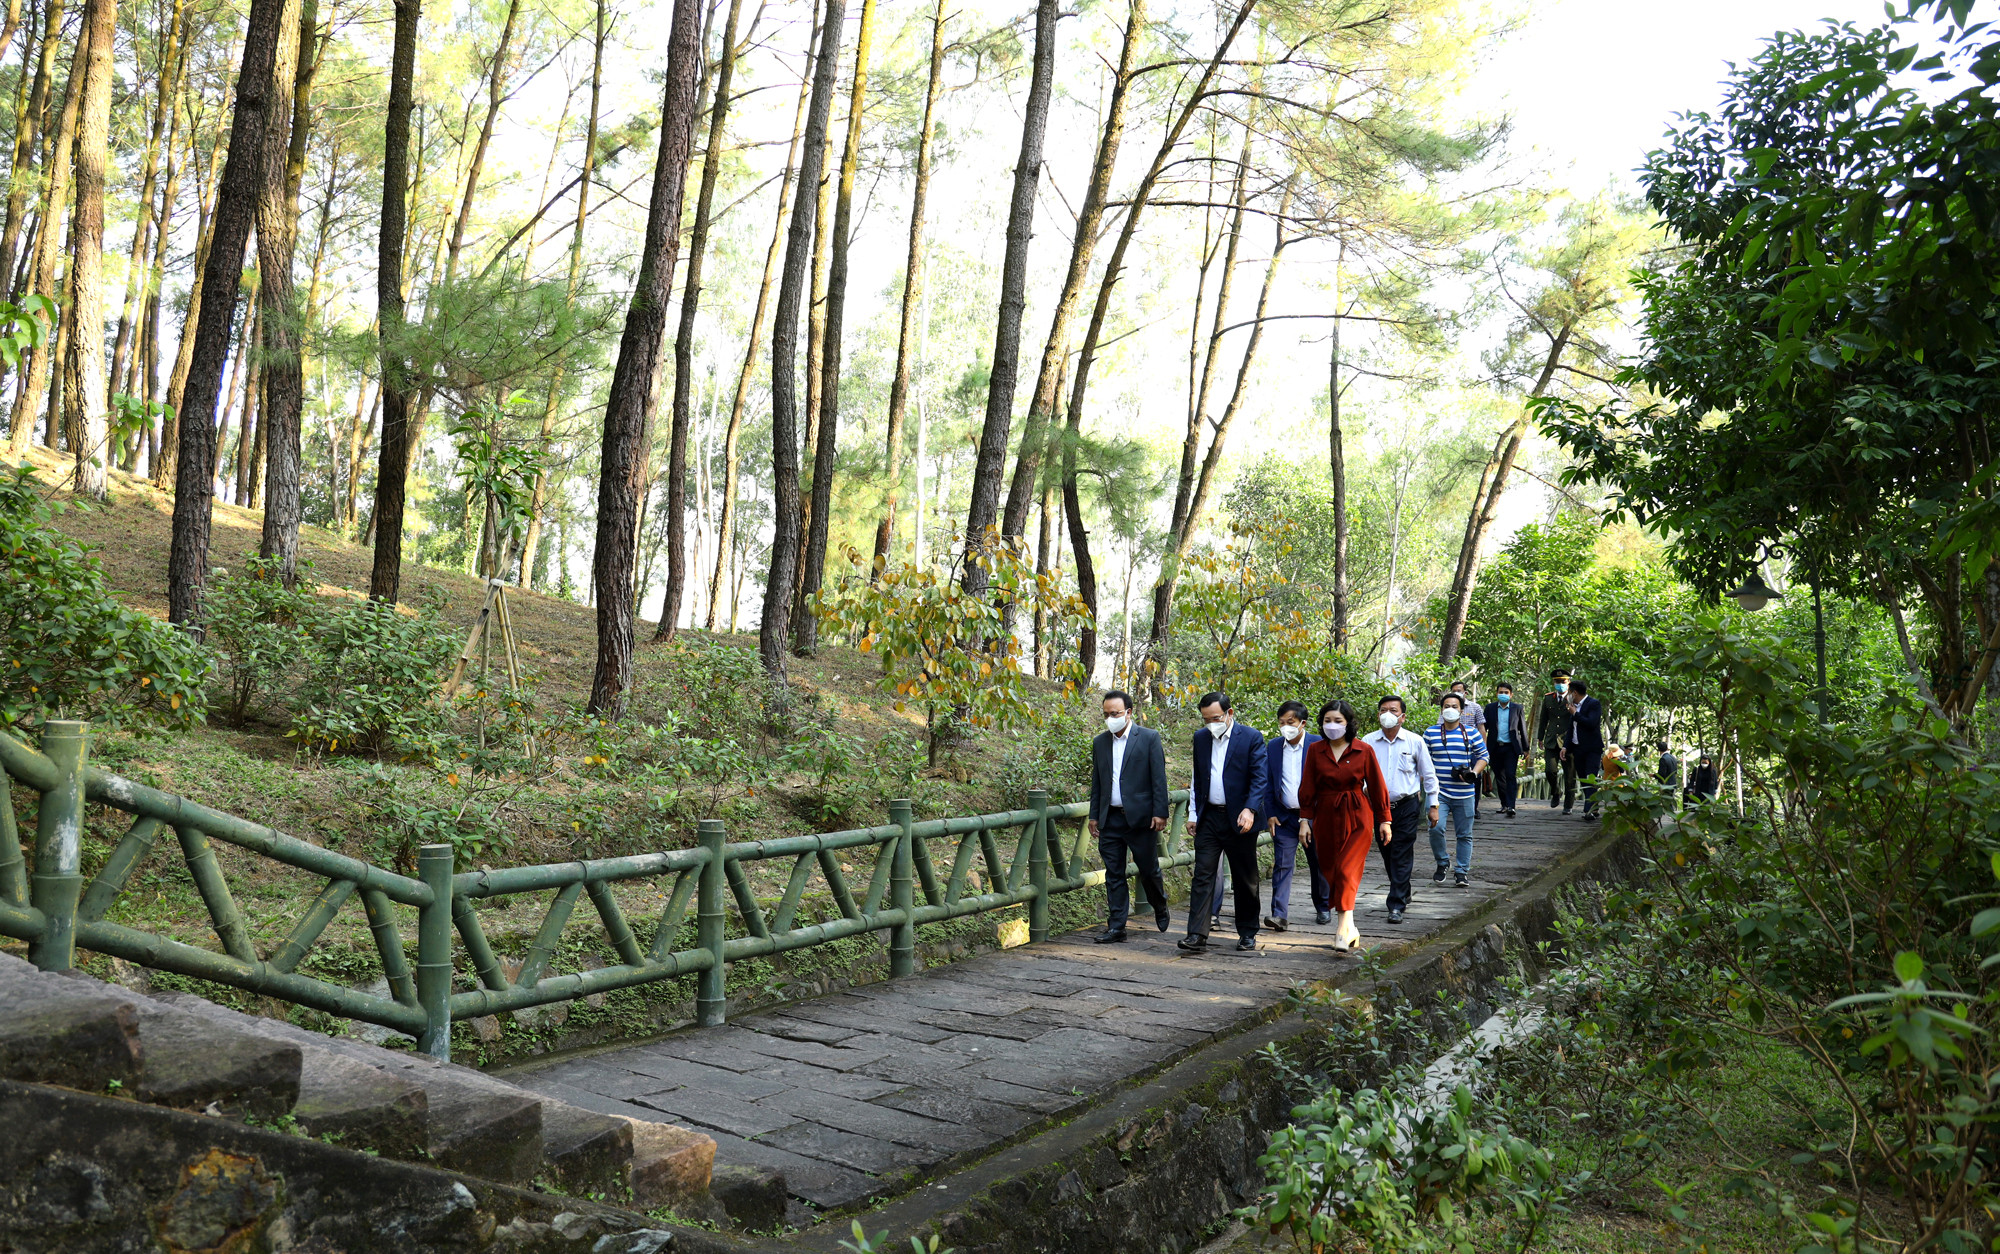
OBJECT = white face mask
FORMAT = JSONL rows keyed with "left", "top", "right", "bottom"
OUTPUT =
{"left": 1379, "top": 712, "right": 1400, "bottom": 730}
{"left": 1279, "top": 723, "right": 1303, "bottom": 742}
{"left": 1442, "top": 707, "right": 1462, "bottom": 724}
{"left": 1208, "top": 720, "right": 1230, "bottom": 738}
{"left": 1105, "top": 715, "right": 1128, "bottom": 734}
{"left": 1323, "top": 721, "right": 1346, "bottom": 740}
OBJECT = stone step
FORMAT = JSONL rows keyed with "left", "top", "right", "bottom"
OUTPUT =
{"left": 150, "top": 991, "right": 429, "bottom": 1162}
{"left": 0, "top": 953, "right": 142, "bottom": 1095}
{"left": 0, "top": 955, "right": 298, "bottom": 1118}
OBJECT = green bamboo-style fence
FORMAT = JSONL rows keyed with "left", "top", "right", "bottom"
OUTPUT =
{"left": 0, "top": 720, "right": 1217, "bottom": 1059}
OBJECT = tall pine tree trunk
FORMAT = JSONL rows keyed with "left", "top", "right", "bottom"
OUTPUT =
{"left": 255, "top": 0, "right": 306, "bottom": 582}
{"left": 793, "top": 0, "right": 876, "bottom": 655}
{"left": 166, "top": 0, "right": 289, "bottom": 629}
{"left": 519, "top": 0, "right": 605, "bottom": 590}
{"left": 585, "top": 0, "right": 702, "bottom": 716}
{"left": 869, "top": 0, "right": 944, "bottom": 574}
{"left": 960, "top": 0, "right": 1056, "bottom": 594}
{"left": 106, "top": 0, "right": 184, "bottom": 410}
{"left": 61, "top": 0, "right": 113, "bottom": 500}
{"left": 656, "top": 0, "right": 746, "bottom": 640}
{"left": 367, "top": 0, "right": 420, "bottom": 603}
{"left": 1329, "top": 246, "right": 1349, "bottom": 649}
{"left": 760, "top": 0, "right": 846, "bottom": 685}
{"left": 707, "top": 5, "right": 814, "bottom": 629}
{"left": 1000, "top": 0, "right": 1145, "bottom": 541}
{"left": 7, "top": 3, "right": 79, "bottom": 456}
{"left": 0, "top": 0, "right": 59, "bottom": 324}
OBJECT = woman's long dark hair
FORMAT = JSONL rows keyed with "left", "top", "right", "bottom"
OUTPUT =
{"left": 1317, "top": 699, "right": 1359, "bottom": 745}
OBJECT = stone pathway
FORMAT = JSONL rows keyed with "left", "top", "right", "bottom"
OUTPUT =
{"left": 508, "top": 802, "right": 1601, "bottom": 1213}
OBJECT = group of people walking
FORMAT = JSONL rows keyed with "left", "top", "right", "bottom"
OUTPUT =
{"left": 1086, "top": 670, "right": 1622, "bottom": 956}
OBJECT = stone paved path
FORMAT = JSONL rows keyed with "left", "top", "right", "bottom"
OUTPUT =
{"left": 508, "top": 801, "right": 1600, "bottom": 1213}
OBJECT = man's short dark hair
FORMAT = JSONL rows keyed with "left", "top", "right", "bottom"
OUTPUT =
{"left": 1496, "top": 681, "right": 1512, "bottom": 693}
{"left": 1657, "top": 739, "right": 1669, "bottom": 752}
{"left": 1198, "top": 691, "right": 1231, "bottom": 712}
{"left": 1440, "top": 692, "right": 1464, "bottom": 709}
{"left": 1450, "top": 680, "right": 1466, "bottom": 690}
{"left": 1570, "top": 679, "right": 1589, "bottom": 695}
{"left": 1103, "top": 690, "right": 1133, "bottom": 712}
{"left": 1276, "top": 700, "right": 1308, "bottom": 721}
{"left": 1378, "top": 694, "right": 1405, "bottom": 713}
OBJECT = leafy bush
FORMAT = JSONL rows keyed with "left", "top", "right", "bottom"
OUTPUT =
{"left": 0, "top": 465, "right": 206, "bottom": 730}
{"left": 289, "top": 596, "right": 458, "bottom": 759}
{"left": 204, "top": 556, "right": 318, "bottom": 724}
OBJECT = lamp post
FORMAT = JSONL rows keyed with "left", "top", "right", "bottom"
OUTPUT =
{"left": 1727, "top": 546, "right": 1828, "bottom": 724}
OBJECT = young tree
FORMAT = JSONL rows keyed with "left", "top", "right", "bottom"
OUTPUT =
{"left": 166, "top": 0, "right": 292, "bottom": 630}
{"left": 959, "top": 0, "right": 1056, "bottom": 596}
{"left": 760, "top": 0, "right": 848, "bottom": 686}
{"left": 586, "top": 0, "right": 703, "bottom": 717}
{"left": 794, "top": 0, "right": 878, "bottom": 655}
{"left": 656, "top": 0, "right": 749, "bottom": 641}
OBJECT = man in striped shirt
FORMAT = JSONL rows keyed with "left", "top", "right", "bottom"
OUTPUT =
{"left": 1424, "top": 692, "right": 1488, "bottom": 888}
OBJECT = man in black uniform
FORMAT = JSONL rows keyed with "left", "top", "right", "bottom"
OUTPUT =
{"left": 1539, "top": 668, "right": 1576, "bottom": 813}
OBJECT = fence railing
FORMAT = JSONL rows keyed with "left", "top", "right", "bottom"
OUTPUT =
{"left": 0, "top": 720, "right": 1217, "bottom": 1059}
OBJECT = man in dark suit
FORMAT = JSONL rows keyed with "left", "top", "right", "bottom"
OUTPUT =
{"left": 1179, "top": 692, "right": 1268, "bottom": 953}
{"left": 1482, "top": 682, "right": 1530, "bottom": 817}
{"left": 1260, "top": 701, "right": 1327, "bottom": 930}
{"left": 1539, "top": 668, "right": 1576, "bottom": 812}
{"left": 1088, "top": 690, "right": 1171, "bottom": 942}
{"left": 1565, "top": 679, "right": 1605, "bottom": 819}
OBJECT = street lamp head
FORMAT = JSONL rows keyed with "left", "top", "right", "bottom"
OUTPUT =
{"left": 1728, "top": 570, "right": 1784, "bottom": 613}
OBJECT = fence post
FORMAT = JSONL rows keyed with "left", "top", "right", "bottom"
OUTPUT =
{"left": 889, "top": 799, "right": 915, "bottom": 978}
{"left": 696, "top": 818, "right": 727, "bottom": 1027}
{"left": 28, "top": 720, "right": 87, "bottom": 972}
{"left": 416, "top": 843, "right": 454, "bottom": 1060}
{"left": 1028, "top": 789, "right": 1050, "bottom": 944}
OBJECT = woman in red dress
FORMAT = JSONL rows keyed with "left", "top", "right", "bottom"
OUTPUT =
{"left": 1298, "top": 699, "right": 1393, "bottom": 952}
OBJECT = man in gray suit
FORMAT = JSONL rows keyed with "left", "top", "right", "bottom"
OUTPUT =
{"left": 1089, "top": 690, "right": 1171, "bottom": 942}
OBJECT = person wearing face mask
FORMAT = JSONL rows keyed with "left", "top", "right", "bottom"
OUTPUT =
{"left": 1180, "top": 692, "right": 1268, "bottom": 953}
{"left": 1424, "top": 693, "right": 1488, "bottom": 887}
{"left": 1260, "top": 702, "right": 1329, "bottom": 932}
{"left": 1088, "top": 690, "right": 1171, "bottom": 943}
{"left": 1361, "top": 695, "right": 1438, "bottom": 925}
{"left": 1483, "top": 682, "right": 1529, "bottom": 817}
{"left": 1685, "top": 752, "right": 1720, "bottom": 806}
{"left": 1299, "top": 699, "right": 1392, "bottom": 952}
{"left": 1566, "top": 679, "right": 1605, "bottom": 819}
{"left": 1539, "top": 668, "right": 1577, "bottom": 813}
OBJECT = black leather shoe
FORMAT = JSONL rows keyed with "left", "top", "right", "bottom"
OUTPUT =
{"left": 1263, "top": 916, "right": 1287, "bottom": 932}
{"left": 1236, "top": 937, "right": 1257, "bottom": 951}
{"left": 1387, "top": 908, "right": 1405, "bottom": 924}
{"left": 1176, "top": 935, "right": 1209, "bottom": 953}
{"left": 1094, "top": 928, "right": 1127, "bottom": 943}
{"left": 1549, "top": 798, "right": 1558, "bottom": 808}
{"left": 1432, "top": 865, "right": 1448, "bottom": 883}
{"left": 1314, "top": 910, "right": 1332, "bottom": 925}
{"left": 1155, "top": 908, "right": 1171, "bottom": 933}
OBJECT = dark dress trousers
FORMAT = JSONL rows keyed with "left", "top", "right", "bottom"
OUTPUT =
{"left": 1569, "top": 696, "right": 1604, "bottom": 814}
{"left": 1091, "top": 724, "right": 1170, "bottom": 932}
{"left": 1539, "top": 690, "right": 1575, "bottom": 809}
{"left": 1187, "top": 723, "right": 1268, "bottom": 941}
{"left": 1482, "top": 701, "right": 1528, "bottom": 810}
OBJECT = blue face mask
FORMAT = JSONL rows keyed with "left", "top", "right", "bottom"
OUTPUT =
{"left": 1498, "top": 694, "right": 1510, "bottom": 705}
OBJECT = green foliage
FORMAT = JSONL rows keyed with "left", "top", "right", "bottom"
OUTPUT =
{"left": 0, "top": 295, "right": 52, "bottom": 374}
{"left": 1155, "top": 513, "right": 1375, "bottom": 715}
{"left": 813, "top": 536, "right": 1091, "bottom": 763}
{"left": 204, "top": 557, "right": 320, "bottom": 724}
{"left": 289, "top": 597, "right": 459, "bottom": 759}
{"left": 0, "top": 465, "right": 206, "bottom": 731}
{"left": 450, "top": 404, "right": 549, "bottom": 557}
{"left": 838, "top": 1219, "right": 952, "bottom": 1254}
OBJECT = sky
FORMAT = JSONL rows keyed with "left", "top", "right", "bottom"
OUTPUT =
{"left": 1467, "top": 0, "right": 1906, "bottom": 197}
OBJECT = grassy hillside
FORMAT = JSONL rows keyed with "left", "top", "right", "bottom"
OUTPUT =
{"left": 9, "top": 449, "right": 1206, "bottom": 1064}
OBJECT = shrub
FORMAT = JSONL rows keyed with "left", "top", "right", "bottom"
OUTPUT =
{"left": 204, "top": 556, "right": 318, "bottom": 725}
{"left": 289, "top": 596, "right": 458, "bottom": 759}
{"left": 0, "top": 465, "right": 206, "bottom": 731}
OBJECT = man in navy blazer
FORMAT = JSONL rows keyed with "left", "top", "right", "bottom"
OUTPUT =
{"left": 1261, "top": 701, "right": 1329, "bottom": 930}
{"left": 1562, "top": 679, "right": 1605, "bottom": 819}
{"left": 1179, "top": 692, "right": 1268, "bottom": 953}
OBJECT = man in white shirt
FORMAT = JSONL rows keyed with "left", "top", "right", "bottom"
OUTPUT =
{"left": 1360, "top": 694, "right": 1439, "bottom": 925}
{"left": 1179, "top": 692, "right": 1267, "bottom": 953}
{"left": 1089, "top": 690, "right": 1170, "bottom": 941}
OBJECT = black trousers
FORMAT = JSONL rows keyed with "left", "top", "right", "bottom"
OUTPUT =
{"left": 1099, "top": 809, "right": 1167, "bottom": 932}
{"left": 1489, "top": 741, "right": 1521, "bottom": 810}
{"left": 1379, "top": 793, "right": 1423, "bottom": 912}
{"left": 1188, "top": 806, "right": 1260, "bottom": 940}
{"left": 1576, "top": 751, "right": 1604, "bottom": 814}
{"left": 1543, "top": 745, "right": 1576, "bottom": 810}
